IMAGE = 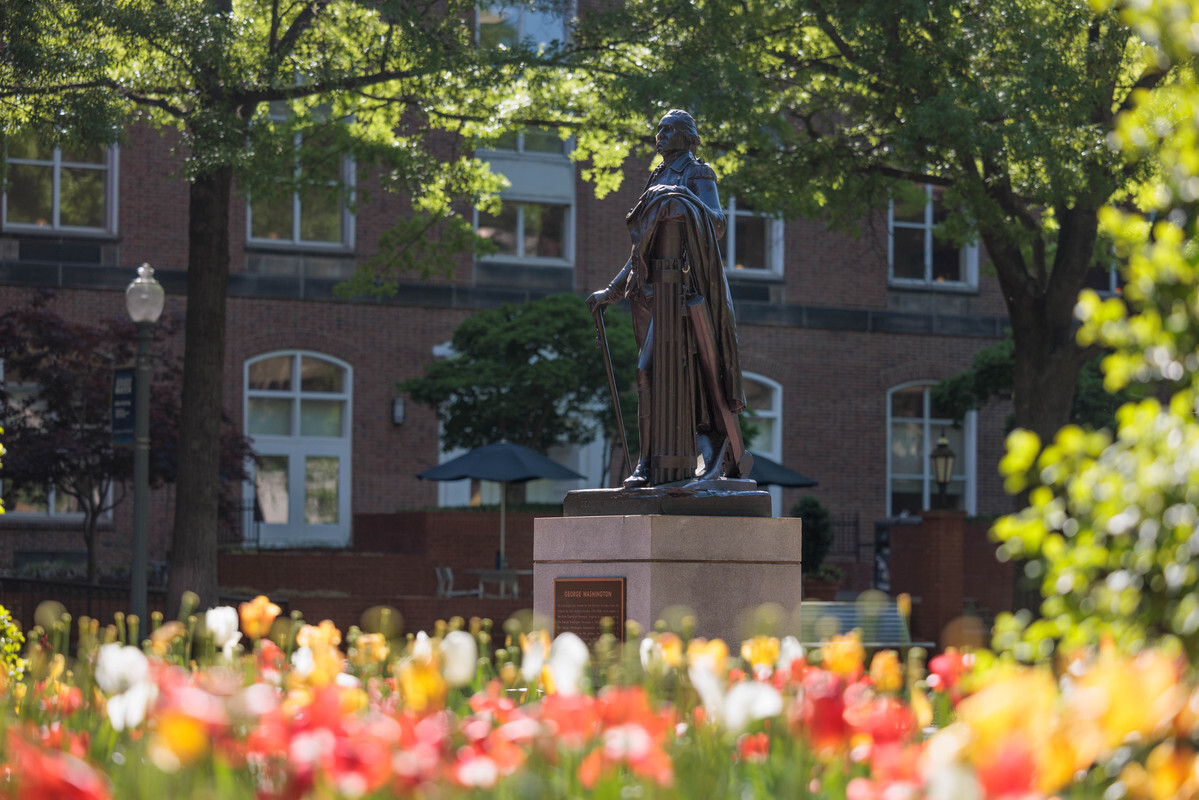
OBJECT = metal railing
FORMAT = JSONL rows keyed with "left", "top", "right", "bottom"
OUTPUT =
{"left": 828, "top": 511, "right": 862, "bottom": 561}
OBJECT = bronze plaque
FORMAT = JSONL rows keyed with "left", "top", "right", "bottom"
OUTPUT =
{"left": 553, "top": 577, "right": 627, "bottom": 645}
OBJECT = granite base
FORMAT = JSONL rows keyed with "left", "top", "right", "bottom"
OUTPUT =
{"left": 534, "top": 514, "right": 803, "bottom": 645}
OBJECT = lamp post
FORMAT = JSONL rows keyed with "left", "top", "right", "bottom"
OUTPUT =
{"left": 930, "top": 430, "right": 956, "bottom": 509}
{"left": 125, "top": 264, "right": 164, "bottom": 625}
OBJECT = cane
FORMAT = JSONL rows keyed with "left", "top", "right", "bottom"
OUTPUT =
{"left": 591, "top": 306, "right": 634, "bottom": 479}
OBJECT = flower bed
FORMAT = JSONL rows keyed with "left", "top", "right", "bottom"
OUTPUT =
{"left": 0, "top": 595, "right": 1194, "bottom": 799}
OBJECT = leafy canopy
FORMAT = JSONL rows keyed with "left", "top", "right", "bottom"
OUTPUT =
{"left": 399, "top": 294, "right": 637, "bottom": 455}
{"left": 991, "top": 0, "right": 1199, "bottom": 661}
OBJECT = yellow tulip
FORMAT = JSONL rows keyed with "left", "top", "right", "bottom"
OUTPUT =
{"left": 869, "top": 650, "right": 903, "bottom": 694}
{"left": 822, "top": 632, "right": 865, "bottom": 678}
{"left": 740, "top": 636, "right": 780, "bottom": 672}
{"left": 238, "top": 596, "right": 282, "bottom": 641}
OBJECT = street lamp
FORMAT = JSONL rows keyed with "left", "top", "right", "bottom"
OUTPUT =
{"left": 125, "top": 264, "right": 164, "bottom": 625}
{"left": 930, "top": 430, "right": 956, "bottom": 509}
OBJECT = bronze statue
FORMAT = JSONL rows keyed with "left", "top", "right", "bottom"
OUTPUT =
{"left": 588, "top": 109, "right": 753, "bottom": 489}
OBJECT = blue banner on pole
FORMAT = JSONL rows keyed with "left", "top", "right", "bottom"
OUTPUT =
{"left": 112, "top": 366, "right": 135, "bottom": 446}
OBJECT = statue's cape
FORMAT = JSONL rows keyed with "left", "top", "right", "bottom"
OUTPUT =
{"left": 624, "top": 188, "right": 746, "bottom": 412}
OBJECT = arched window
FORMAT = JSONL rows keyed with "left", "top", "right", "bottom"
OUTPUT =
{"left": 244, "top": 352, "right": 352, "bottom": 547}
{"left": 743, "top": 373, "right": 784, "bottom": 516}
{"left": 887, "top": 382, "right": 976, "bottom": 515}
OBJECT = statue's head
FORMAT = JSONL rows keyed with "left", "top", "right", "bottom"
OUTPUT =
{"left": 656, "top": 109, "right": 700, "bottom": 156}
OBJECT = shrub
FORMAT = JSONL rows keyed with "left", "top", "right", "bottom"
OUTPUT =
{"left": 792, "top": 496, "right": 833, "bottom": 575}
{"left": 0, "top": 604, "right": 24, "bottom": 682}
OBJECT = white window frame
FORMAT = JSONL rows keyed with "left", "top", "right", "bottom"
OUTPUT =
{"left": 724, "top": 197, "right": 784, "bottom": 278}
{"left": 0, "top": 361, "right": 108, "bottom": 520}
{"left": 886, "top": 381, "right": 977, "bottom": 515}
{"left": 2, "top": 140, "right": 119, "bottom": 234}
{"left": 888, "top": 184, "right": 978, "bottom": 290}
{"left": 243, "top": 351, "right": 353, "bottom": 548}
{"left": 246, "top": 105, "right": 355, "bottom": 251}
{"left": 742, "top": 372, "right": 784, "bottom": 516}
{"left": 475, "top": 198, "right": 575, "bottom": 266}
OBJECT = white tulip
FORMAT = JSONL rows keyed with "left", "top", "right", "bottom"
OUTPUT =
{"left": 548, "top": 632, "right": 589, "bottom": 696}
{"left": 94, "top": 643, "right": 157, "bottom": 730}
{"left": 440, "top": 630, "right": 479, "bottom": 688}
{"left": 722, "top": 680, "right": 783, "bottom": 734}
{"left": 205, "top": 606, "right": 242, "bottom": 658}
{"left": 95, "top": 643, "right": 149, "bottom": 695}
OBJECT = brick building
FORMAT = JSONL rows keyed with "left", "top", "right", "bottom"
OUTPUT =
{"left": 0, "top": 9, "right": 1032, "bottom": 630}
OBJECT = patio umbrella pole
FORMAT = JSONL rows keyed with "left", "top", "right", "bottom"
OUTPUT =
{"left": 500, "top": 481, "right": 507, "bottom": 568}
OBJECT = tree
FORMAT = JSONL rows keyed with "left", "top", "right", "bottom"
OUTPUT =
{"left": 0, "top": 0, "right": 624, "bottom": 610}
{"left": 792, "top": 496, "right": 834, "bottom": 578}
{"left": 990, "top": 0, "right": 1199, "bottom": 660}
{"left": 400, "top": 293, "right": 637, "bottom": 467}
{"left": 0, "top": 293, "right": 253, "bottom": 584}
{"left": 932, "top": 337, "right": 1145, "bottom": 434}
{"left": 570, "top": 0, "right": 1175, "bottom": 446}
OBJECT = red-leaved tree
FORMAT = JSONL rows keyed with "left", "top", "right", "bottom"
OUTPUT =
{"left": 0, "top": 292, "right": 254, "bottom": 584}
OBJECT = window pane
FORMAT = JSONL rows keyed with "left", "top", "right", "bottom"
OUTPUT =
{"left": 59, "top": 167, "right": 105, "bottom": 228}
{"left": 53, "top": 488, "right": 82, "bottom": 514}
{"left": 891, "top": 421, "right": 923, "bottom": 475}
{"left": 5, "top": 482, "right": 48, "bottom": 514}
{"left": 892, "top": 228, "right": 926, "bottom": 279}
{"left": 305, "top": 456, "right": 339, "bottom": 524}
{"left": 300, "top": 399, "right": 343, "bottom": 437}
{"left": 248, "top": 397, "right": 292, "bottom": 436}
{"left": 743, "top": 378, "right": 773, "bottom": 411}
{"left": 519, "top": 5, "right": 565, "bottom": 46}
{"left": 249, "top": 356, "right": 292, "bottom": 391}
{"left": 891, "top": 479, "right": 923, "bottom": 516}
{"left": 250, "top": 193, "right": 295, "bottom": 241}
{"left": 6, "top": 163, "right": 53, "bottom": 226}
{"left": 493, "top": 131, "right": 520, "bottom": 150}
{"left": 733, "top": 215, "right": 768, "bottom": 271}
{"left": 891, "top": 387, "right": 924, "bottom": 419}
{"left": 930, "top": 186, "right": 949, "bottom": 224}
{"left": 7, "top": 130, "right": 49, "bottom": 161}
{"left": 479, "top": 4, "right": 519, "bottom": 48}
{"left": 300, "top": 357, "right": 344, "bottom": 393}
{"left": 523, "top": 127, "right": 563, "bottom": 154}
{"left": 746, "top": 417, "right": 775, "bottom": 453}
{"left": 478, "top": 205, "right": 518, "bottom": 255}
{"left": 892, "top": 192, "right": 926, "bottom": 223}
{"left": 60, "top": 144, "right": 105, "bottom": 164}
{"left": 256, "top": 456, "right": 289, "bottom": 524}
{"left": 523, "top": 203, "right": 564, "bottom": 257}
{"left": 931, "top": 237, "right": 962, "bottom": 282}
{"left": 298, "top": 186, "right": 342, "bottom": 243}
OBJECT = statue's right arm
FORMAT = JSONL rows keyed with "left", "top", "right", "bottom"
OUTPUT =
{"left": 587, "top": 257, "right": 632, "bottom": 313}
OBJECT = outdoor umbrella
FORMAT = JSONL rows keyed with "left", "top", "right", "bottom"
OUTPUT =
{"left": 417, "top": 442, "right": 585, "bottom": 565}
{"left": 749, "top": 454, "right": 818, "bottom": 488}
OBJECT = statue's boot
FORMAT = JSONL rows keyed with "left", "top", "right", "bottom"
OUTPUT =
{"left": 623, "top": 370, "right": 653, "bottom": 488}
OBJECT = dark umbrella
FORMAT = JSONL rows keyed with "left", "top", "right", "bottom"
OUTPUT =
{"left": 749, "top": 453, "right": 818, "bottom": 488}
{"left": 418, "top": 442, "right": 585, "bottom": 563}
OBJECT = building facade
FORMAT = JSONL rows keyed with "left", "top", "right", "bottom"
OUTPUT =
{"left": 0, "top": 4, "right": 1023, "bottom": 606}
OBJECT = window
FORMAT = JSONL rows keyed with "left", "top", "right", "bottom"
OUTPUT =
{"left": 478, "top": 1, "right": 568, "bottom": 50}
{"left": 477, "top": 201, "right": 569, "bottom": 260}
{"left": 743, "top": 373, "right": 784, "bottom": 516}
{"left": 244, "top": 352, "right": 352, "bottom": 547}
{"left": 3, "top": 131, "right": 116, "bottom": 233}
{"left": 0, "top": 371, "right": 92, "bottom": 518}
{"left": 725, "top": 197, "right": 783, "bottom": 277}
{"left": 247, "top": 104, "right": 354, "bottom": 249}
{"left": 887, "top": 383, "right": 976, "bottom": 515}
{"left": 889, "top": 184, "right": 977, "bottom": 288}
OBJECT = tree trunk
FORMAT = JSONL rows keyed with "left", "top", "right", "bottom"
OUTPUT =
{"left": 167, "top": 166, "right": 232, "bottom": 614}
{"left": 85, "top": 511, "right": 99, "bottom": 585}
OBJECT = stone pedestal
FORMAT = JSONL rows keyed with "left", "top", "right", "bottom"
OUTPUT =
{"left": 534, "top": 514, "right": 803, "bottom": 646}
